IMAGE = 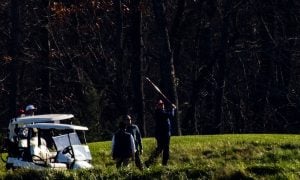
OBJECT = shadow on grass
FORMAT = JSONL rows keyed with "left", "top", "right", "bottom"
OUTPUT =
{"left": 217, "top": 171, "right": 254, "bottom": 180}
{"left": 280, "top": 143, "right": 300, "bottom": 150}
{"left": 246, "top": 165, "right": 283, "bottom": 175}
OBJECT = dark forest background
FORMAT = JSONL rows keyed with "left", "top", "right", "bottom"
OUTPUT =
{"left": 1, "top": 0, "right": 300, "bottom": 142}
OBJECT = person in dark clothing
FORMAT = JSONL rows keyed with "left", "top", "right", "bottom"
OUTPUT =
{"left": 125, "top": 115, "right": 144, "bottom": 170}
{"left": 145, "top": 99, "right": 176, "bottom": 167}
{"left": 112, "top": 121, "right": 135, "bottom": 168}
{"left": 25, "top": 104, "right": 37, "bottom": 116}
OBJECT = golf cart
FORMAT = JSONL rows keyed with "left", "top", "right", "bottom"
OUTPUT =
{"left": 7, "top": 114, "right": 74, "bottom": 143}
{"left": 4, "top": 114, "right": 93, "bottom": 170}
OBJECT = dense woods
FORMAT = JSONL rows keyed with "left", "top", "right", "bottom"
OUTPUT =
{"left": 1, "top": 0, "right": 300, "bottom": 141}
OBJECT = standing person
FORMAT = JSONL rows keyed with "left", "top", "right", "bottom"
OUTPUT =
{"left": 125, "top": 115, "right": 144, "bottom": 170}
{"left": 112, "top": 121, "right": 135, "bottom": 169}
{"left": 25, "top": 104, "right": 37, "bottom": 116}
{"left": 145, "top": 99, "right": 176, "bottom": 167}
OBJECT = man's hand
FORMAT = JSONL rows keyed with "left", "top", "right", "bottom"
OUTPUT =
{"left": 171, "top": 104, "right": 177, "bottom": 109}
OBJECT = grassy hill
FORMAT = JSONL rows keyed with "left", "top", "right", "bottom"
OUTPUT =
{"left": 1, "top": 134, "right": 300, "bottom": 179}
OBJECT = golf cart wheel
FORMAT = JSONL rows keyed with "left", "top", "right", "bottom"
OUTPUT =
{"left": 6, "top": 163, "right": 13, "bottom": 170}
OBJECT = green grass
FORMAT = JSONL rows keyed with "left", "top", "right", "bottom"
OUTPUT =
{"left": 1, "top": 134, "right": 300, "bottom": 179}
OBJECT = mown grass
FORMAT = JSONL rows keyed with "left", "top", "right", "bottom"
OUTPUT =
{"left": 1, "top": 134, "right": 300, "bottom": 179}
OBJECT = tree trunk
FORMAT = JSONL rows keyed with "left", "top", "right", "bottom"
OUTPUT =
{"left": 113, "top": 0, "right": 127, "bottom": 115}
{"left": 214, "top": 0, "right": 230, "bottom": 133}
{"left": 37, "top": 0, "right": 51, "bottom": 114}
{"left": 129, "top": 0, "right": 146, "bottom": 136}
{"left": 188, "top": 26, "right": 214, "bottom": 134}
{"left": 250, "top": 1, "right": 273, "bottom": 132}
{"left": 169, "top": 0, "right": 185, "bottom": 49}
{"left": 8, "top": 0, "right": 22, "bottom": 119}
{"left": 152, "top": 0, "right": 181, "bottom": 135}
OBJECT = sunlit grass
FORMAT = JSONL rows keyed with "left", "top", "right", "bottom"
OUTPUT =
{"left": 1, "top": 134, "right": 300, "bottom": 179}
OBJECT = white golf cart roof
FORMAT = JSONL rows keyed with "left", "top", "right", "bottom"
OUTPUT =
{"left": 24, "top": 123, "right": 88, "bottom": 131}
{"left": 12, "top": 114, "right": 74, "bottom": 125}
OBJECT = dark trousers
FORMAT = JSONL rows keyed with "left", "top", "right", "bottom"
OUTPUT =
{"left": 135, "top": 151, "right": 143, "bottom": 170}
{"left": 116, "top": 154, "right": 143, "bottom": 170}
{"left": 146, "top": 136, "right": 170, "bottom": 166}
{"left": 115, "top": 158, "right": 130, "bottom": 168}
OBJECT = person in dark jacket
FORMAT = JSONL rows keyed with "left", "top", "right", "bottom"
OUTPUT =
{"left": 145, "top": 99, "right": 176, "bottom": 167}
{"left": 112, "top": 121, "right": 135, "bottom": 168}
{"left": 125, "top": 115, "right": 143, "bottom": 170}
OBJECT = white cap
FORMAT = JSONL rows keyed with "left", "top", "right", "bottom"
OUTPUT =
{"left": 25, "top": 105, "right": 37, "bottom": 111}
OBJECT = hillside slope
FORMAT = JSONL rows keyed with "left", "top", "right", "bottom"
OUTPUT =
{"left": 3, "top": 134, "right": 300, "bottom": 179}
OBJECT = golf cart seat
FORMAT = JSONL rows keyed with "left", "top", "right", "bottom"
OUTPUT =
{"left": 30, "top": 145, "right": 67, "bottom": 168}
{"left": 30, "top": 145, "right": 56, "bottom": 162}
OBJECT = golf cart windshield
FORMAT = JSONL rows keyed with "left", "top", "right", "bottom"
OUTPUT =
{"left": 52, "top": 133, "right": 81, "bottom": 151}
{"left": 52, "top": 133, "right": 92, "bottom": 161}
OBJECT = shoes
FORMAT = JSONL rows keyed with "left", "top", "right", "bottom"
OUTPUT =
{"left": 144, "top": 160, "right": 150, "bottom": 168}
{"left": 162, "top": 161, "right": 168, "bottom": 166}
{"left": 137, "top": 163, "right": 144, "bottom": 171}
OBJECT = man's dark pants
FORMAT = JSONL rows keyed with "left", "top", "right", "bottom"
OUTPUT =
{"left": 135, "top": 151, "right": 143, "bottom": 170}
{"left": 145, "top": 135, "right": 170, "bottom": 166}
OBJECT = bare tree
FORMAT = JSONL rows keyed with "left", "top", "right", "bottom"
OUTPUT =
{"left": 128, "top": 0, "right": 146, "bottom": 136}
{"left": 152, "top": 0, "right": 181, "bottom": 135}
{"left": 113, "top": 0, "right": 128, "bottom": 115}
{"left": 8, "top": 0, "right": 23, "bottom": 119}
{"left": 36, "top": 0, "right": 51, "bottom": 113}
{"left": 214, "top": 0, "right": 231, "bottom": 133}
